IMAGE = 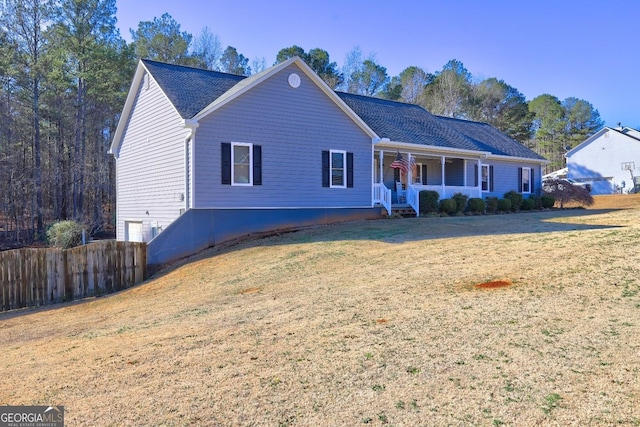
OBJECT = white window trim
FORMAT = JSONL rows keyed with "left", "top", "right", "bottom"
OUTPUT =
{"left": 521, "top": 167, "right": 531, "bottom": 194}
{"left": 231, "top": 142, "right": 253, "bottom": 186}
{"left": 481, "top": 164, "right": 490, "bottom": 192}
{"left": 330, "top": 149, "right": 347, "bottom": 188}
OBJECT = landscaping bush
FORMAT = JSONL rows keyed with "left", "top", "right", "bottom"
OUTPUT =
{"left": 438, "top": 198, "right": 457, "bottom": 215}
{"left": 521, "top": 198, "right": 536, "bottom": 211}
{"left": 542, "top": 179, "right": 593, "bottom": 208}
{"left": 503, "top": 190, "right": 523, "bottom": 211}
{"left": 467, "top": 198, "right": 486, "bottom": 214}
{"left": 419, "top": 190, "right": 439, "bottom": 215}
{"left": 485, "top": 197, "right": 499, "bottom": 214}
{"left": 47, "top": 220, "right": 84, "bottom": 249}
{"left": 528, "top": 194, "right": 542, "bottom": 209}
{"left": 541, "top": 195, "right": 556, "bottom": 209}
{"left": 497, "top": 198, "right": 512, "bottom": 212}
{"left": 451, "top": 192, "right": 469, "bottom": 214}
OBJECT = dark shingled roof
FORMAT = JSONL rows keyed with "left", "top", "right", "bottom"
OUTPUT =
{"left": 337, "top": 92, "right": 545, "bottom": 160}
{"left": 435, "top": 116, "right": 546, "bottom": 160}
{"left": 142, "top": 59, "right": 246, "bottom": 119}
{"left": 337, "top": 92, "right": 479, "bottom": 151}
{"left": 142, "top": 60, "right": 544, "bottom": 161}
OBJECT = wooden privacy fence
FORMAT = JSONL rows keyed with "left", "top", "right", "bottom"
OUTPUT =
{"left": 0, "top": 241, "right": 147, "bottom": 312}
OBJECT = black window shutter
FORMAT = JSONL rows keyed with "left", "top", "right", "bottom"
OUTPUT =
{"left": 474, "top": 164, "right": 478, "bottom": 187}
{"left": 394, "top": 168, "right": 399, "bottom": 182}
{"left": 530, "top": 168, "right": 534, "bottom": 193}
{"left": 253, "top": 145, "right": 262, "bottom": 186}
{"left": 322, "top": 151, "right": 330, "bottom": 187}
{"left": 517, "top": 167, "right": 523, "bottom": 192}
{"left": 347, "top": 152, "right": 354, "bottom": 188}
{"left": 221, "top": 143, "right": 231, "bottom": 185}
{"left": 489, "top": 166, "right": 494, "bottom": 192}
{"left": 422, "top": 165, "right": 428, "bottom": 185}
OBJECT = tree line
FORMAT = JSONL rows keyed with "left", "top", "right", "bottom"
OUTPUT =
{"left": 0, "top": 1, "right": 603, "bottom": 243}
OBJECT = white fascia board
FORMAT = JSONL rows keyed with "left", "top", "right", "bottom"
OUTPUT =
{"left": 109, "top": 60, "right": 185, "bottom": 157}
{"left": 375, "top": 140, "right": 490, "bottom": 158}
{"left": 109, "top": 61, "right": 146, "bottom": 157}
{"left": 193, "top": 57, "right": 379, "bottom": 140}
{"left": 487, "top": 153, "right": 549, "bottom": 164}
{"left": 290, "top": 58, "right": 378, "bottom": 139}
{"left": 565, "top": 127, "right": 610, "bottom": 157}
{"left": 192, "top": 61, "right": 286, "bottom": 120}
{"left": 183, "top": 119, "right": 199, "bottom": 130}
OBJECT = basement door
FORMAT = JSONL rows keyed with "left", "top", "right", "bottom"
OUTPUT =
{"left": 125, "top": 221, "right": 143, "bottom": 242}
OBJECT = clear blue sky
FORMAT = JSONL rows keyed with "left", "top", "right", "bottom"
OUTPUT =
{"left": 115, "top": 0, "right": 640, "bottom": 129}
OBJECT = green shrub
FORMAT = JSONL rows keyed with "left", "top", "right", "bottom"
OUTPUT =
{"left": 541, "top": 195, "right": 555, "bottom": 209}
{"left": 467, "top": 198, "right": 486, "bottom": 214}
{"left": 497, "top": 198, "right": 512, "bottom": 212}
{"left": 47, "top": 220, "right": 84, "bottom": 249}
{"left": 503, "top": 190, "right": 523, "bottom": 211}
{"left": 438, "top": 198, "right": 457, "bottom": 215}
{"left": 528, "top": 194, "right": 542, "bottom": 209}
{"left": 419, "top": 190, "right": 439, "bottom": 215}
{"left": 521, "top": 198, "right": 536, "bottom": 211}
{"left": 485, "top": 197, "right": 499, "bottom": 214}
{"left": 451, "top": 192, "right": 469, "bottom": 214}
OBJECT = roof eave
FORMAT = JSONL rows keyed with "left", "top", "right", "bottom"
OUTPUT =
{"left": 487, "top": 153, "right": 549, "bottom": 164}
{"left": 565, "top": 127, "right": 610, "bottom": 157}
{"left": 375, "top": 140, "right": 491, "bottom": 158}
{"left": 109, "top": 61, "right": 147, "bottom": 157}
{"left": 192, "top": 57, "right": 379, "bottom": 140}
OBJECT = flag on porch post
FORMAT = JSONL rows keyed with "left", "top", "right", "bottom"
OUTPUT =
{"left": 390, "top": 152, "right": 409, "bottom": 174}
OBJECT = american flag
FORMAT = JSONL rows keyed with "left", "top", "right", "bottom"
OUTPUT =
{"left": 390, "top": 152, "right": 410, "bottom": 173}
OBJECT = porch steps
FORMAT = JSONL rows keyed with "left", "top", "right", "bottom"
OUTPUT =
{"left": 386, "top": 204, "right": 417, "bottom": 218}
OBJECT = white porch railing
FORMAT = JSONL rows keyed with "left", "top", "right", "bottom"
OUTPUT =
{"left": 375, "top": 184, "right": 481, "bottom": 217}
{"left": 407, "top": 184, "right": 420, "bottom": 217}
{"left": 414, "top": 185, "right": 482, "bottom": 200}
{"left": 373, "top": 183, "right": 392, "bottom": 215}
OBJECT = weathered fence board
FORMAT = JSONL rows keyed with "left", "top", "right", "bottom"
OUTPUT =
{"left": 0, "top": 241, "right": 147, "bottom": 312}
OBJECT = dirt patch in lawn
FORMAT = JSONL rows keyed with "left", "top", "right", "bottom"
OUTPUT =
{"left": 1, "top": 208, "right": 640, "bottom": 426}
{"left": 474, "top": 279, "right": 512, "bottom": 289}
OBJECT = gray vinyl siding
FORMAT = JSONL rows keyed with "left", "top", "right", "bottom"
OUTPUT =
{"left": 482, "top": 159, "right": 542, "bottom": 198}
{"left": 115, "top": 72, "right": 189, "bottom": 241}
{"left": 466, "top": 161, "right": 479, "bottom": 187}
{"left": 193, "top": 63, "right": 372, "bottom": 208}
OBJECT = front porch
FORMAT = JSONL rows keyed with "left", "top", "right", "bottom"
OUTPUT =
{"left": 372, "top": 148, "right": 486, "bottom": 216}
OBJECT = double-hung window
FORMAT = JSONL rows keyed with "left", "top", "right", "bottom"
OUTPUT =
{"left": 520, "top": 167, "right": 532, "bottom": 193}
{"left": 322, "top": 150, "right": 353, "bottom": 188}
{"left": 481, "top": 165, "right": 490, "bottom": 191}
{"left": 330, "top": 150, "right": 346, "bottom": 188}
{"left": 232, "top": 143, "right": 252, "bottom": 185}
{"left": 477, "top": 164, "right": 493, "bottom": 192}
{"left": 221, "top": 142, "right": 262, "bottom": 186}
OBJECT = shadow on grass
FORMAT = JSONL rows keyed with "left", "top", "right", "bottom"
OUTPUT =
{"left": 152, "top": 208, "right": 624, "bottom": 275}
{"left": 1, "top": 208, "right": 625, "bottom": 318}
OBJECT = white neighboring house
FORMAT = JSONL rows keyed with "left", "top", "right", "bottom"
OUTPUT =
{"left": 565, "top": 126, "right": 640, "bottom": 194}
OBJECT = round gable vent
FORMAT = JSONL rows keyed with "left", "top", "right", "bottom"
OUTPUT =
{"left": 288, "top": 73, "right": 301, "bottom": 88}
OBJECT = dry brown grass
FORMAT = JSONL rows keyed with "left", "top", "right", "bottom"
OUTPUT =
{"left": 2, "top": 196, "right": 640, "bottom": 426}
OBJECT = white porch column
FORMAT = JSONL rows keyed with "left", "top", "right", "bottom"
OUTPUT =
{"left": 463, "top": 160, "right": 467, "bottom": 187}
{"left": 379, "top": 150, "right": 384, "bottom": 183}
{"left": 441, "top": 156, "right": 446, "bottom": 197}
{"left": 408, "top": 153, "right": 412, "bottom": 185}
{"left": 477, "top": 159, "right": 482, "bottom": 195}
